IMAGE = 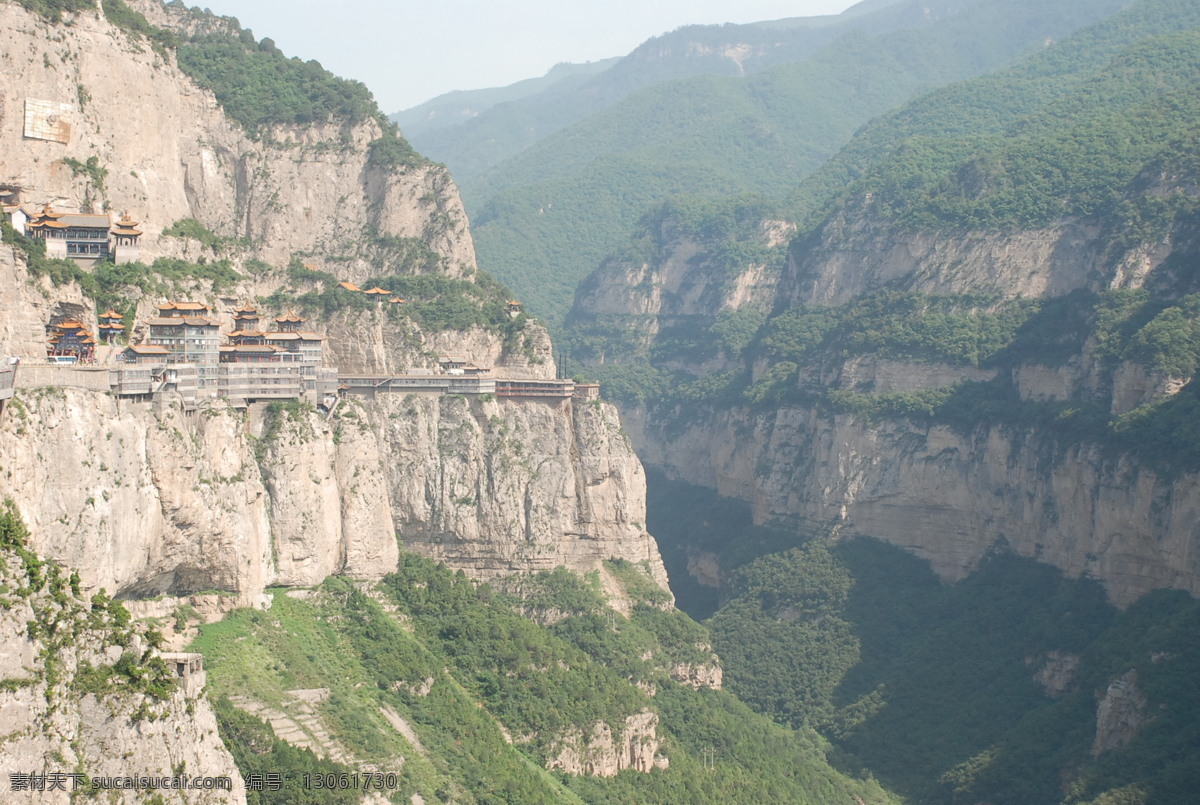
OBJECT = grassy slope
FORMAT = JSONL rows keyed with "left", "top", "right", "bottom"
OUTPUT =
{"left": 191, "top": 556, "right": 895, "bottom": 805}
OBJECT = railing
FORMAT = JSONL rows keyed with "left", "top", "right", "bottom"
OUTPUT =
{"left": 495, "top": 379, "right": 575, "bottom": 398}
{"left": 338, "top": 374, "right": 496, "bottom": 395}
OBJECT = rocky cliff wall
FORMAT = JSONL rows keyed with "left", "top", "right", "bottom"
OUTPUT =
{"left": 0, "top": 386, "right": 667, "bottom": 600}
{"left": 629, "top": 402, "right": 1200, "bottom": 607}
{"left": 782, "top": 201, "right": 1113, "bottom": 306}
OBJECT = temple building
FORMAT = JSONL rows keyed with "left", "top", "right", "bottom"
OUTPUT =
{"left": 26, "top": 205, "right": 109, "bottom": 261}
{"left": 23, "top": 205, "right": 144, "bottom": 263}
{"left": 98, "top": 309, "right": 125, "bottom": 344}
{"left": 120, "top": 344, "right": 170, "bottom": 364}
{"left": 113, "top": 301, "right": 336, "bottom": 406}
{"left": 47, "top": 319, "right": 96, "bottom": 363}
{"left": 273, "top": 310, "right": 305, "bottom": 333}
{"left": 147, "top": 302, "right": 221, "bottom": 364}
{"left": 110, "top": 212, "right": 143, "bottom": 264}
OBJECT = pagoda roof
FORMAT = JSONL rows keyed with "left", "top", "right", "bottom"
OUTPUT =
{"left": 125, "top": 344, "right": 169, "bottom": 355}
{"left": 99, "top": 309, "right": 124, "bottom": 319}
{"left": 389, "top": 297, "right": 406, "bottom": 304}
{"left": 338, "top": 282, "right": 361, "bottom": 292}
{"left": 274, "top": 311, "right": 306, "bottom": 323}
{"left": 364, "top": 287, "right": 390, "bottom": 295}
{"left": 228, "top": 330, "right": 266, "bottom": 338}
{"left": 98, "top": 322, "right": 126, "bottom": 330}
{"left": 32, "top": 204, "right": 64, "bottom": 220}
{"left": 56, "top": 320, "right": 86, "bottom": 329}
{"left": 263, "top": 332, "right": 301, "bottom": 341}
{"left": 113, "top": 212, "right": 140, "bottom": 233}
{"left": 234, "top": 304, "right": 260, "bottom": 314}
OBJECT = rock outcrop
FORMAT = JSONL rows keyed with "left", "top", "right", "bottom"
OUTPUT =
{"left": 1092, "top": 670, "right": 1149, "bottom": 755}
{"left": 0, "top": 543, "right": 245, "bottom": 804}
{"left": 546, "top": 711, "right": 667, "bottom": 777}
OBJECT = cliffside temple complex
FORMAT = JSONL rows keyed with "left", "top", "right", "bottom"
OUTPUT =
{"left": 22, "top": 298, "right": 602, "bottom": 407}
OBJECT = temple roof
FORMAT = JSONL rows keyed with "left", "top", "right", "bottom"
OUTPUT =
{"left": 146, "top": 316, "right": 220, "bottom": 327}
{"left": 221, "top": 344, "right": 280, "bottom": 353}
{"left": 59, "top": 213, "right": 111, "bottom": 228}
{"left": 98, "top": 322, "right": 126, "bottom": 330}
{"left": 389, "top": 297, "right": 406, "bottom": 304}
{"left": 364, "top": 287, "right": 390, "bottom": 295}
{"left": 158, "top": 301, "right": 210, "bottom": 313}
{"left": 275, "top": 311, "right": 306, "bottom": 323}
{"left": 126, "top": 344, "right": 169, "bottom": 354}
{"left": 112, "top": 212, "right": 141, "bottom": 235}
{"left": 338, "top": 282, "right": 360, "bottom": 292}
{"left": 99, "top": 309, "right": 123, "bottom": 319}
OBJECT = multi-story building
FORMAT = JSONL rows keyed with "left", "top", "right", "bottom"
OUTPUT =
{"left": 114, "top": 301, "right": 335, "bottom": 406}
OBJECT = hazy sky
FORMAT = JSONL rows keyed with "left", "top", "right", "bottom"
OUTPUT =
{"left": 195, "top": 1, "right": 861, "bottom": 113}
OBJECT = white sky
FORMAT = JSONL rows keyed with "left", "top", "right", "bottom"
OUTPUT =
{"left": 194, "top": 1, "right": 862, "bottom": 112}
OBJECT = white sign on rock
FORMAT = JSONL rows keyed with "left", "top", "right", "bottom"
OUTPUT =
{"left": 23, "top": 98, "right": 72, "bottom": 144}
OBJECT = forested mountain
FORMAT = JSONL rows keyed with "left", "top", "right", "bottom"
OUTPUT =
{"left": 396, "top": 0, "right": 906, "bottom": 184}
{"left": 407, "top": 0, "right": 1129, "bottom": 330}
{"left": 565, "top": 0, "right": 1200, "bottom": 801}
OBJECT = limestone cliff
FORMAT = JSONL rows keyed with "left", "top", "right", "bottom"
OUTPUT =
{"left": 627, "top": 403, "right": 1200, "bottom": 607}
{"left": 0, "top": 387, "right": 667, "bottom": 599}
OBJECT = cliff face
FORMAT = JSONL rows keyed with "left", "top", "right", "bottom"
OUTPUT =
{"left": 782, "top": 201, "right": 1111, "bottom": 306}
{"left": 628, "top": 403, "right": 1200, "bottom": 607}
{"left": 570, "top": 218, "right": 790, "bottom": 370}
{"left": 321, "top": 311, "right": 554, "bottom": 378}
{"left": 0, "top": 388, "right": 666, "bottom": 599}
{"left": 0, "top": 1, "right": 474, "bottom": 277}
